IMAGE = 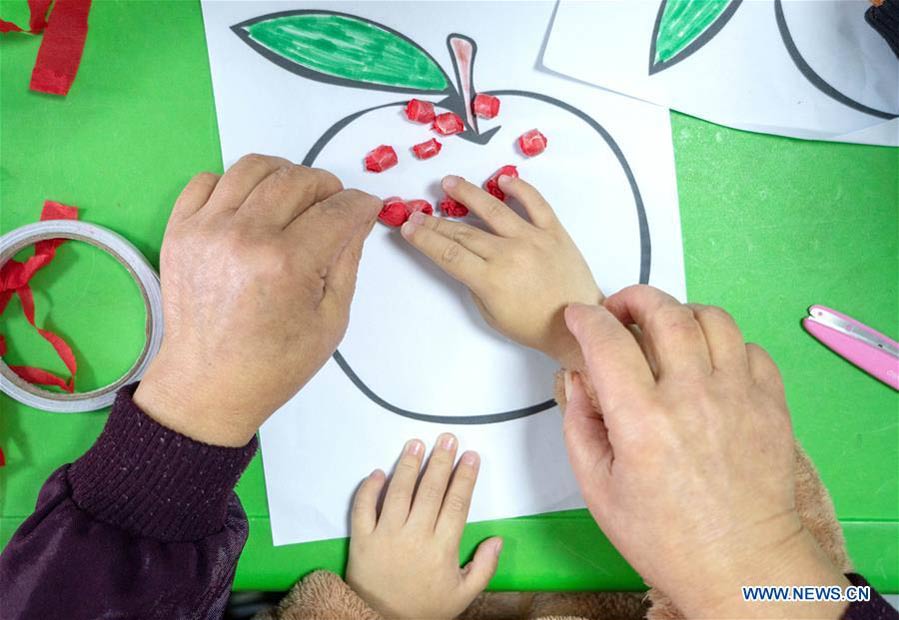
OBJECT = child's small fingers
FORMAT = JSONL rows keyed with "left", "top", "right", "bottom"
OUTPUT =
{"left": 401, "top": 217, "right": 486, "bottom": 288}
{"left": 496, "top": 175, "right": 559, "bottom": 230}
{"left": 380, "top": 439, "right": 425, "bottom": 528}
{"left": 442, "top": 175, "right": 528, "bottom": 238}
{"left": 418, "top": 213, "right": 501, "bottom": 259}
{"left": 408, "top": 433, "right": 458, "bottom": 529}
{"left": 436, "top": 450, "right": 480, "bottom": 541}
{"left": 351, "top": 469, "right": 386, "bottom": 535}
{"left": 461, "top": 537, "right": 503, "bottom": 598}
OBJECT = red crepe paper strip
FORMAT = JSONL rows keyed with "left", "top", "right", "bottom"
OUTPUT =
{"left": 0, "top": 201, "right": 80, "bottom": 396}
{"left": 0, "top": 0, "right": 91, "bottom": 96}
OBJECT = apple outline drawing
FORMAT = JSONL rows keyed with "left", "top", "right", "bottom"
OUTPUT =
{"left": 648, "top": 0, "right": 897, "bottom": 120}
{"left": 231, "top": 10, "right": 651, "bottom": 424}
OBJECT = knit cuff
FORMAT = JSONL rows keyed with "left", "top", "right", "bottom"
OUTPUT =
{"left": 866, "top": 0, "right": 899, "bottom": 57}
{"left": 842, "top": 574, "right": 899, "bottom": 620}
{"left": 67, "top": 383, "right": 258, "bottom": 542}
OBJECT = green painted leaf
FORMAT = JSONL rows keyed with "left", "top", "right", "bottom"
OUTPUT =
{"left": 650, "top": 0, "right": 741, "bottom": 73}
{"left": 235, "top": 12, "right": 450, "bottom": 93}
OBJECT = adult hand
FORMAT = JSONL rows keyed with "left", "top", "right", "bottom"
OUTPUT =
{"left": 134, "top": 154, "right": 381, "bottom": 447}
{"left": 562, "top": 285, "right": 849, "bottom": 619}
{"left": 401, "top": 174, "right": 602, "bottom": 368}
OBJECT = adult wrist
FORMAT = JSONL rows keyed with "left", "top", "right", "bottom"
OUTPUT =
{"left": 67, "top": 384, "right": 258, "bottom": 541}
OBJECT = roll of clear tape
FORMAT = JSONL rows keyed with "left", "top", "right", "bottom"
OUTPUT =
{"left": 0, "top": 220, "right": 163, "bottom": 412}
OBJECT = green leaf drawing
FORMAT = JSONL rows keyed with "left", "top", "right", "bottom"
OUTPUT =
{"left": 233, "top": 11, "right": 450, "bottom": 93}
{"left": 649, "top": 0, "right": 742, "bottom": 74}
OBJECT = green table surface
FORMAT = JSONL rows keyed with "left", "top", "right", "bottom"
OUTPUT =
{"left": 1, "top": 0, "right": 897, "bottom": 594}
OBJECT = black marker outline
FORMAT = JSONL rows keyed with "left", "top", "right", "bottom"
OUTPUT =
{"left": 231, "top": 9, "right": 453, "bottom": 95}
{"left": 235, "top": 14, "right": 652, "bottom": 424}
{"left": 303, "top": 94, "right": 650, "bottom": 425}
{"left": 774, "top": 0, "right": 897, "bottom": 120}
{"left": 649, "top": 0, "right": 743, "bottom": 75}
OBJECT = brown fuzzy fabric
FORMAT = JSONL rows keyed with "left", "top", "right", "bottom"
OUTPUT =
{"left": 254, "top": 570, "right": 381, "bottom": 620}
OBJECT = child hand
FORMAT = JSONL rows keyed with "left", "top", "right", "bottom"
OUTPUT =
{"left": 401, "top": 175, "right": 602, "bottom": 368}
{"left": 346, "top": 434, "right": 503, "bottom": 620}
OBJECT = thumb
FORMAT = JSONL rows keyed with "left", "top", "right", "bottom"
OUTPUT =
{"left": 461, "top": 537, "right": 503, "bottom": 596}
{"left": 324, "top": 206, "right": 377, "bottom": 305}
{"left": 562, "top": 371, "right": 613, "bottom": 500}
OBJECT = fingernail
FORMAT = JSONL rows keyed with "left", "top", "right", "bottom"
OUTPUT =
{"left": 498, "top": 174, "right": 513, "bottom": 186}
{"left": 493, "top": 538, "right": 504, "bottom": 557}
{"left": 460, "top": 450, "right": 478, "bottom": 466}
{"left": 563, "top": 370, "right": 574, "bottom": 401}
{"left": 409, "top": 211, "right": 426, "bottom": 225}
{"left": 369, "top": 468, "right": 384, "bottom": 479}
{"left": 438, "top": 433, "right": 456, "bottom": 451}
{"left": 443, "top": 175, "right": 460, "bottom": 189}
{"left": 400, "top": 220, "right": 416, "bottom": 238}
{"left": 406, "top": 439, "right": 423, "bottom": 456}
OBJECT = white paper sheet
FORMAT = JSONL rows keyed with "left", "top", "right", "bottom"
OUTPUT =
{"left": 201, "top": 0, "right": 686, "bottom": 545}
{"left": 543, "top": 0, "right": 899, "bottom": 146}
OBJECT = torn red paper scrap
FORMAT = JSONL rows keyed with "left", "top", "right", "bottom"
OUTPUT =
{"left": 405, "top": 98, "right": 436, "bottom": 123}
{"left": 0, "top": 0, "right": 92, "bottom": 96}
{"left": 472, "top": 93, "right": 500, "bottom": 119}
{"left": 0, "top": 200, "right": 80, "bottom": 393}
{"left": 485, "top": 165, "right": 519, "bottom": 201}
{"left": 379, "top": 197, "right": 409, "bottom": 227}
{"left": 412, "top": 138, "right": 442, "bottom": 160}
{"left": 440, "top": 196, "right": 469, "bottom": 217}
{"left": 407, "top": 199, "right": 433, "bottom": 216}
{"left": 518, "top": 129, "right": 547, "bottom": 157}
{"left": 365, "top": 145, "right": 398, "bottom": 173}
{"left": 432, "top": 112, "right": 464, "bottom": 136}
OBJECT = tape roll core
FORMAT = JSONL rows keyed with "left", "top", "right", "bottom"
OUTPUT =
{"left": 0, "top": 220, "right": 163, "bottom": 412}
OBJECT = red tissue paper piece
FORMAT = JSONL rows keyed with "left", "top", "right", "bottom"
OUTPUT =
{"left": 440, "top": 196, "right": 469, "bottom": 218}
{"left": 0, "top": 201, "right": 80, "bottom": 397}
{"left": 379, "top": 198, "right": 434, "bottom": 227}
{"left": 405, "top": 98, "right": 436, "bottom": 123}
{"left": 379, "top": 197, "right": 409, "bottom": 227}
{"left": 407, "top": 199, "right": 433, "bottom": 216}
{"left": 432, "top": 112, "right": 464, "bottom": 136}
{"left": 0, "top": 0, "right": 92, "bottom": 96}
{"left": 365, "top": 145, "right": 398, "bottom": 173}
{"left": 485, "top": 165, "right": 519, "bottom": 201}
{"left": 472, "top": 93, "right": 500, "bottom": 119}
{"left": 412, "top": 138, "right": 442, "bottom": 160}
{"left": 518, "top": 129, "right": 547, "bottom": 157}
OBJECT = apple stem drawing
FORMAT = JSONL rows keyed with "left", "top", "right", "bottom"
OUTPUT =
{"left": 232, "top": 9, "right": 652, "bottom": 424}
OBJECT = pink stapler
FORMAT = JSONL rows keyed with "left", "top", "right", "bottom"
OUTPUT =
{"left": 803, "top": 305, "right": 899, "bottom": 391}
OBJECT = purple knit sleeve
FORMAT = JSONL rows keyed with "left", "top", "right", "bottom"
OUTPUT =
{"left": 842, "top": 574, "right": 899, "bottom": 620}
{"left": 0, "top": 383, "right": 258, "bottom": 620}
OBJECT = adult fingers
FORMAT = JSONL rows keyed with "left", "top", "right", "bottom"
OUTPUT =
{"left": 379, "top": 439, "right": 425, "bottom": 529}
{"left": 460, "top": 537, "right": 503, "bottom": 598}
{"left": 603, "top": 285, "right": 712, "bottom": 379}
{"left": 351, "top": 469, "right": 386, "bottom": 536}
{"left": 169, "top": 173, "right": 220, "bottom": 221}
{"left": 561, "top": 371, "right": 613, "bottom": 497}
{"left": 746, "top": 344, "right": 785, "bottom": 394}
{"left": 401, "top": 215, "right": 487, "bottom": 290}
{"left": 411, "top": 212, "right": 501, "bottom": 259}
{"left": 289, "top": 189, "right": 382, "bottom": 267}
{"left": 408, "top": 433, "right": 458, "bottom": 530}
{"left": 436, "top": 450, "right": 480, "bottom": 544}
{"left": 204, "top": 153, "right": 293, "bottom": 216}
{"left": 564, "top": 303, "right": 655, "bottom": 414}
{"left": 442, "top": 175, "right": 528, "bottom": 237}
{"left": 496, "top": 175, "right": 559, "bottom": 229}
{"left": 322, "top": 206, "right": 377, "bottom": 309}
{"left": 687, "top": 304, "right": 749, "bottom": 374}
{"left": 238, "top": 165, "right": 343, "bottom": 229}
